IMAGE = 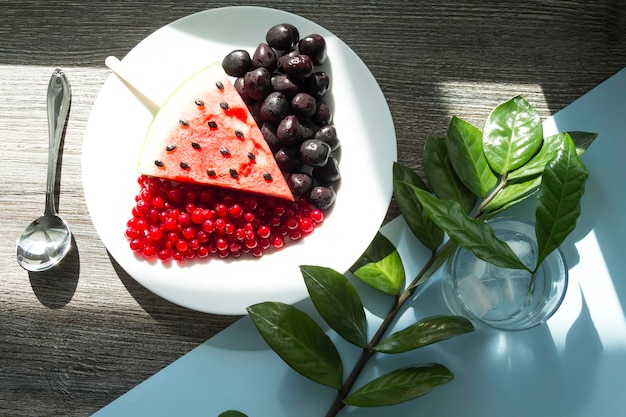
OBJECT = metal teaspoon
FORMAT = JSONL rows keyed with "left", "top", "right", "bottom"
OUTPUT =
{"left": 16, "top": 68, "right": 72, "bottom": 271}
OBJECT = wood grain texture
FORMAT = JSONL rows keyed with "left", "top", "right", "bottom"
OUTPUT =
{"left": 1, "top": 1, "right": 625, "bottom": 415}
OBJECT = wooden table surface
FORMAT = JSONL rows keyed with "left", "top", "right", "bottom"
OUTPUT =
{"left": 1, "top": 1, "right": 625, "bottom": 415}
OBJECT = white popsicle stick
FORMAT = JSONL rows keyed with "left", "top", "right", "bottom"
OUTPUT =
{"left": 105, "top": 55, "right": 161, "bottom": 113}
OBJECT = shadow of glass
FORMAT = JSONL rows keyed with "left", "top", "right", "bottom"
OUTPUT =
{"left": 344, "top": 276, "right": 603, "bottom": 417}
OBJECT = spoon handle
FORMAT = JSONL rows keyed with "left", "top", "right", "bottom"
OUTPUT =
{"left": 45, "top": 68, "right": 71, "bottom": 216}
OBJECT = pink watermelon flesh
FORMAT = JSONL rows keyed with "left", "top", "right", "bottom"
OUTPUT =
{"left": 137, "top": 63, "right": 294, "bottom": 201}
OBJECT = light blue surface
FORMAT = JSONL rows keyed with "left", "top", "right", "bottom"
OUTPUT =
{"left": 93, "top": 68, "right": 626, "bottom": 417}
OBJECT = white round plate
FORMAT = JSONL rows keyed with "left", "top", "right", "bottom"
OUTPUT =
{"left": 82, "top": 6, "right": 396, "bottom": 315}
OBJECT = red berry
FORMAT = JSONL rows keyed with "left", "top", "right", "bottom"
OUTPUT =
{"left": 152, "top": 196, "right": 165, "bottom": 209}
{"left": 178, "top": 212, "right": 191, "bottom": 227}
{"left": 130, "top": 238, "right": 143, "bottom": 251}
{"left": 197, "top": 246, "right": 209, "bottom": 258}
{"left": 216, "top": 238, "right": 228, "bottom": 252}
{"left": 182, "top": 227, "right": 196, "bottom": 241}
{"left": 191, "top": 208, "right": 205, "bottom": 224}
{"left": 164, "top": 217, "right": 178, "bottom": 231}
{"left": 126, "top": 176, "right": 326, "bottom": 262}
{"left": 202, "top": 219, "right": 216, "bottom": 233}
{"left": 135, "top": 218, "right": 149, "bottom": 232}
{"left": 176, "top": 240, "right": 189, "bottom": 253}
{"left": 148, "top": 225, "right": 163, "bottom": 241}
{"left": 228, "top": 203, "right": 243, "bottom": 218}
{"left": 289, "top": 229, "right": 302, "bottom": 240}
{"left": 215, "top": 203, "right": 228, "bottom": 218}
{"left": 167, "top": 188, "right": 181, "bottom": 203}
{"left": 224, "top": 222, "right": 236, "bottom": 235}
{"left": 245, "top": 238, "right": 258, "bottom": 249}
{"left": 310, "top": 209, "right": 324, "bottom": 223}
{"left": 271, "top": 235, "right": 284, "bottom": 248}
{"left": 299, "top": 218, "right": 315, "bottom": 234}
{"left": 199, "top": 191, "right": 213, "bottom": 204}
{"left": 257, "top": 224, "right": 271, "bottom": 239}
{"left": 243, "top": 211, "right": 255, "bottom": 223}
{"left": 285, "top": 217, "right": 299, "bottom": 230}
{"left": 189, "top": 239, "right": 200, "bottom": 251}
{"left": 259, "top": 237, "right": 271, "bottom": 250}
{"left": 142, "top": 245, "right": 156, "bottom": 258}
{"left": 158, "top": 249, "right": 172, "bottom": 261}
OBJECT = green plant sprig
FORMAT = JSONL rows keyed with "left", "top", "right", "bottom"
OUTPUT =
{"left": 223, "top": 96, "right": 595, "bottom": 417}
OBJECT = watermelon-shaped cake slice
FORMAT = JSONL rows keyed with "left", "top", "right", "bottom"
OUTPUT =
{"left": 137, "top": 63, "right": 294, "bottom": 201}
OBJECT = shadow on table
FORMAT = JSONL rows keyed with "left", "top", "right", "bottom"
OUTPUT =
{"left": 28, "top": 234, "right": 80, "bottom": 308}
{"left": 107, "top": 252, "right": 240, "bottom": 338}
{"left": 371, "top": 279, "right": 603, "bottom": 417}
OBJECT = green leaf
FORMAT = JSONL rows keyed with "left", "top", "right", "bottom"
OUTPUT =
{"left": 407, "top": 184, "right": 529, "bottom": 271}
{"left": 392, "top": 162, "right": 444, "bottom": 251}
{"left": 350, "top": 232, "right": 406, "bottom": 295}
{"left": 301, "top": 265, "right": 368, "bottom": 347}
{"left": 445, "top": 116, "right": 498, "bottom": 197}
{"left": 374, "top": 315, "right": 474, "bottom": 354}
{"left": 535, "top": 133, "right": 589, "bottom": 268}
{"left": 483, "top": 95, "right": 543, "bottom": 175}
{"left": 218, "top": 411, "right": 248, "bottom": 417}
{"left": 481, "top": 175, "right": 542, "bottom": 214}
{"left": 350, "top": 230, "right": 395, "bottom": 271}
{"left": 409, "top": 241, "right": 458, "bottom": 290}
{"left": 423, "top": 135, "right": 476, "bottom": 213}
{"left": 247, "top": 302, "right": 343, "bottom": 389}
{"left": 343, "top": 364, "right": 454, "bottom": 407}
{"left": 568, "top": 131, "right": 598, "bottom": 154}
{"left": 508, "top": 132, "right": 563, "bottom": 180}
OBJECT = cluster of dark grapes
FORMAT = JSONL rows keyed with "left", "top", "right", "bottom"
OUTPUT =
{"left": 222, "top": 23, "right": 340, "bottom": 210}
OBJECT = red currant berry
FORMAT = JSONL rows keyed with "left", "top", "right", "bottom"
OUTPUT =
{"left": 216, "top": 238, "right": 228, "bottom": 252}
{"left": 129, "top": 238, "right": 143, "bottom": 251}
{"left": 215, "top": 203, "right": 228, "bottom": 218}
{"left": 142, "top": 245, "right": 156, "bottom": 258}
{"left": 271, "top": 235, "right": 284, "bottom": 248}
{"left": 191, "top": 208, "right": 205, "bottom": 224}
{"left": 197, "top": 246, "right": 209, "bottom": 258}
{"left": 167, "top": 188, "right": 181, "bottom": 203}
{"left": 158, "top": 249, "right": 172, "bottom": 261}
{"left": 182, "top": 227, "right": 196, "bottom": 241}
{"left": 289, "top": 229, "right": 302, "bottom": 240}
{"left": 176, "top": 239, "right": 189, "bottom": 253}
{"left": 243, "top": 212, "right": 255, "bottom": 223}
{"left": 228, "top": 203, "right": 243, "bottom": 218}
{"left": 285, "top": 217, "right": 299, "bottom": 230}
{"left": 299, "top": 218, "right": 315, "bottom": 234}
{"left": 202, "top": 219, "right": 216, "bottom": 233}
{"left": 257, "top": 224, "right": 271, "bottom": 239}
{"left": 152, "top": 196, "right": 165, "bottom": 209}
{"left": 178, "top": 212, "right": 192, "bottom": 227}
{"left": 310, "top": 209, "right": 324, "bottom": 223}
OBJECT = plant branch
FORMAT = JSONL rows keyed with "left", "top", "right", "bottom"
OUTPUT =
{"left": 325, "top": 249, "right": 442, "bottom": 416}
{"left": 474, "top": 172, "right": 509, "bottom": 216}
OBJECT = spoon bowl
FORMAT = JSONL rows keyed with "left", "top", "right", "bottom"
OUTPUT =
{"left": 16, "top": 68, "right": 72, "bottom": 272}
{"left": 17, "top": 214, "right": 72, "bottom": 272}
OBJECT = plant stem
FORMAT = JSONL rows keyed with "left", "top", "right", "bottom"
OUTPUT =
{"left": 325, "top": 248, "right": 442, "bottom": 417}
{"left": 474, "top": 173, "right": 508, "bottom": 216}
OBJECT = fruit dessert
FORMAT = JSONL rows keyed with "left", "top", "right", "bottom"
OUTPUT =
{"left": 125, "top": 23, "right": 340, "bottom": 262}
{"left": 137, "top": 63, "right": 293, "bottom": 201}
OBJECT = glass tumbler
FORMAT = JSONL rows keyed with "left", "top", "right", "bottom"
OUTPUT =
{"left": 441, "top": 217, "right": 568, "bottom": 331}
